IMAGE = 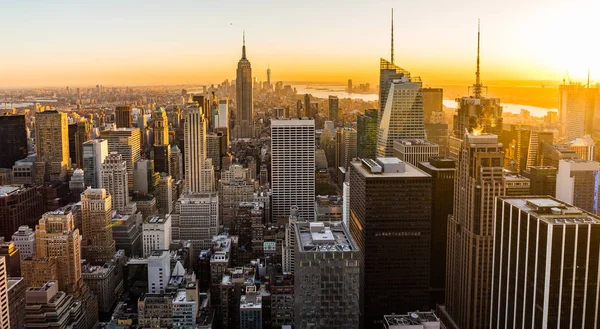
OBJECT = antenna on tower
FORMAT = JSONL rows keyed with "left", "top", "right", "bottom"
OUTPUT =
{"left": 391, "top": 8, "right": 394, "bottom": 64}
{"left": 587, "top": 68, "right": 591, "bottom": 88}
{"left": 474, "top": 19, "right": 482, "bottom": 98}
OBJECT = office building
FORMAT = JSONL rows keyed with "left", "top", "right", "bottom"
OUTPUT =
{"left": 171, "top": 193, "right": 219, "bottom": 255}
{"left": 20, "top": 258, "right": 58, "bottom": 290}
{"left": 0, "top": 115, "right": 27, "bottom": 170}
{"left": 418, "top": 157, "right": 455, "bottom": 307}
{"left": 138, "top": 293, "right": 173, "bottom": 328}
{"left": 11, "top": 226, "right": 34, "bottom": 260}
{"left": 503, "top": 173, "right": 530, "bottom": 196}
{"left": 441, "top": 133, "right": 505, "bottom": 329}
{"left": 33, "top": 210, "right": 81, "bottom": 294}
{"left": 383, "top": 312, "right": 442, "bottom": 329}
{"left": 153, "top": 107, "right": 169, "bottom": 146}
{"left": 349, "top": 158, "right": 432, "bottom": 326}
{"left": 423, "top": 88, "right": 443, "bottom": 124}
{"left": 7, "top": 277, "right": 25, "bottom": 329}
{"left": 522, "top": 166, "right": 557, "bottom": 197}
{"left": 425, "top": 123, "right": 449, "bottom": 156}
{"left": 184, "top": 103, "right": 214, "bottom": 193}
{"left": 80, "top": 188, "right": 115, "bottom": 265}
{"left": 540, "top": 143, "right": 579, "bottom": 168}
{"left": 0, "top": 259, "right": 9, "bottom": 329}
{"left": 82, "top": 139, "right": 109, "bottom": 188}
{"left": 235, "top": 33, "right": 254, "bottom": 139}
{"left": 357, "top": 109, "right": 379, "bottom": 159}
{"left": 294, "top": 221, "right": 360, "bottom": 329}
{"left": 240, "top": 286, "right": 262, "bottom": 329}
{"left": 99, "top": 127, "right": 141, "bottom": 190}
{"left": 377, "top": 74, "right": 425, "bottom": 157}
{"left": 154, "top": 144, "right": 171, "bottom": 175}
{"left": 234, "top": 202, "right": 264, "bottom": 263}
{"left": 220, "top": 181, "right": 255, "bottom": 230}
{"left": 556, "top": 159, "right": 599, "bottom": 214}
{"left": 0, "top": 242, "right": 20, "bottom": 279}
{"left": 568, "top": 134, "right": 595, "bottom": 160}
{"left": 335, "top": 127, "right": 357, "bottom": 170}
{"left": 148, "top": 250, "right": 171, "bottom": 294}
{"left": 143, "top": 215, "right": 172, "bottom": 257}
{"left": 0, "top": 185, "right": 44, "bottom": 241}
{"left": 111, "top": 209, "right": 142, "bottom": 258}
{"left": 34, "top": 110, "right": 70, "bottom": 182}
{"left": 157, "top": 174, "right": 173, "bottom": 215}
{"left": 328, "top": 96, "right": 339, "bottom": 122}
{"left": 0, "top": 169, "right": 10, "bottom": 186}
{"left": 115, "top": 105, "right": 133, "bottom": 128}
{"left": 101, "top": 152, "right": 129, "bottom": 212}
{"left": 81, "top": 250, "right": 124, "bottom": 313}
{"left": 559, "top": 83, "right": 597, "bottom": 141}
{"left": 11, "top": 154, "right": 35, "bottom": 185}
{"left": 490, "top": 197, "right": 600, "bottom": 328}
{"left": 217, "top": 99, "right": 230, "bottom": 128}
{"left": 133, "top": 159, "right": 159, "bottom": 196}
{"left": 69, "top": 169, "right": 85, "bottom": 200}
{"left": 74, "top": 120, "right": 91, "bottom": 169}
{"left": 393, "top": 139, "right": 439, "bottom": 167}
{"left": 271, "top": 119, "right": 315, "bottom": 220}
{"left": 453, "top": 25, "right": 503, "bottom": 139}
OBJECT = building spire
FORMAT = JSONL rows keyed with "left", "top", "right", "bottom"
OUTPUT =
{"left": 474, "top": 19, "right": 482, "bottom": 98}
{"left": 242, "top": 31, "right": 246, "bottom": 59}
{"left": 391, "top": 8, "right": 394, "bottom": 64}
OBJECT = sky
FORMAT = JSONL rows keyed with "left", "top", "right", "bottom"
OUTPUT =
{"left": 0, "top": 0, "right": 598, "bottom": 88}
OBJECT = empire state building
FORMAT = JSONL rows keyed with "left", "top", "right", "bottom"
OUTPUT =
{"left": 234, "top": 33, "right": 254, "bottom": 139}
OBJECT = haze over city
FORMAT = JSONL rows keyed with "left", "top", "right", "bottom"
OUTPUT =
{"left": 1, "top": 0, "right": 599, "bottom": 88}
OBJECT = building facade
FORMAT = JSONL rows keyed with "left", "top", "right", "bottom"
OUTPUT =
{"left": 234, "top": 34, "right": 254, "bottom": 139}
{"left": 82, "top": 139, "right": 109, "bottom": 189}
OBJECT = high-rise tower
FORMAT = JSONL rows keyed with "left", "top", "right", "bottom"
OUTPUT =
{"left": 82, "top": 139, "right": 109, "bottom": 189}
{"left": 234, "top": 32, "right": 254, "bottom": 139}
{"left": 266, "top": 66, "right": 271, "bottom": 90}
{"left": 100, "top": 127, "right": 141, "bottom": 190}
{"left": 0, "top": 114, "right": 28, "bottom": 170}
{"left": 440, "top": 132, "right": 505, "bottom": 329}
{"left": 115, "top": 105, "right": 133, "bottom": 128}
{"left": 271, "top": 119, "right": 315, "bottom": 220}
{"left": 34, "top": 110, "right": 70, "bottom": 182}
{"left": 101, "top": 152, "right": 129, "bottom": 212}
{"left": 80, "top": 188, "right": 115, "bottom": 265}
{"left": 184, "top": 103, "right": 214, "bottom": 193}
{"left": 153, "top": 107, "right": 171, "bottom": 175}
{"left": 34, "top": 211, "right": 82, "bottom": 294}
{"left": 453, "top": 21, "right": 503, "bottom": 139}
{"left": 376, "top": 74, "right": 425, "bottom": 157}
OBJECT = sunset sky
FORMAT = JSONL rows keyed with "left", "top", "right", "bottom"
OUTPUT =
{"left": 1, "top": 0, "right": 598, "bottom": 88}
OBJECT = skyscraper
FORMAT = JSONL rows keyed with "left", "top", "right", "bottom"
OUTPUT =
{"left": 34, "top": 210, "right": 82, "bottom": 294}
{"left": 441, "top": 132, "right": 505, "bottom": 329}
{"left": 100, "top": 127, "right": 141, "bottom": 190}
{"left": 522, "top": 166, "right": 557, "bottom": 197}
{"left": 559, "top": 83, "right": 598, "bottom": 142}
{"left": 335, "top": 127, "right": 357, "bottom": 170}
{"left": 304, "top": 94, "right": 311, "bottom": 118}
{"left": 183, "top": 103, "right": 214, "bottom": 193}
{"left": 0, "top": 114, "right": 28, "bottom": 170}
{"left": 349, "top": 158, "right": 432, "bottom": 326}
{"left": 490, "top": 197, "right": 600, "bottom": 328}
{"left": 153, "top": 107, "right": 169, "bottom": 146}
{"left": 34, "top": 110, "right": 70, "bottom": 182}
{"left": 271, "top": 119, "right": 315, "bottom": 220}
{"left": 234, "top": 32, "right": 254, "bottom": 139}
{"left": 418, "top": 157, "right": 456, "bottom": 307}
{"left": 453, "top": 22, "right": 503, "bottom": 139}
{"left": 293, "top": 221, "right": 360, "bottom": 329}
{"left": 357, "top": 109, "right": 379, "bottom": 159}
{"left": 82, "top": 139, "right": 109, "bottom": 188}
{"left": 75, "top": 120, "right": 92, "bottom": 169}
{"left": 170, "top": 192, "right": 219, "bottom": 255}
{"left": 80, "top": 188, "right": 115, "bottom": 265}
{"left": 328, "top": 96, "right": 339, "bottom": 122}
{"left": 101, "top": 152, "right": 129, "bottom": 212}
{"left": 0, "top": 257, "right": 9, "bottom": 329}
{"left": 115, "top": 105, "right": 133, "bottom": 128}
{"left": 266, "top": 66, "right": 271, "bottom": 89}
{"left": 376, "top": 74, "right": 425, "bottom": 157}
{"left": 422, "top": 87, "right": 443, "bottom": 124}
{"left": 393, "top": 139, "right": 439, "bottom": 167}
{"left": 555, "top": 159, "right": 599, "bottom": 214}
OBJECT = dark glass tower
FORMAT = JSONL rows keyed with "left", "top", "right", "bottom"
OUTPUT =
{"left": 349, "top": 157, "right": 431, "bottom": 327}
{"left": 0, "top": 114, "right": 28, "bottom": 169}
{"left": 357, "top": 109, "right": 378, "bottom": 159}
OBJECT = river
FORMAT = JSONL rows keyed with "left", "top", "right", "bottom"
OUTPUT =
{"left": 293, "top": 85, "right": 557, "bottom": 118}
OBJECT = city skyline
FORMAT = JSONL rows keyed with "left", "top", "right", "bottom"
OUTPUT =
{"left": 1, "top": 0, "right": 598, "bottom": 88}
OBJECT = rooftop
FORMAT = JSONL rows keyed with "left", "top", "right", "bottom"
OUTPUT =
{"left": 0, "top": 185, "right": 23, "bottom": 197}
{"left": 501, "top": 197, "right": 600, "bottom": 225}
{"left": 384, "top": 311, "right": 440, "bottom": 327}
{"left": 353, "top": 158, "right": 429, "bottom": 178}
{"left": 145, "top": 215, "right": 169, "bottom": 224}
{"left": 395, "top": 139, "right": 438, "bottom": 147}
{"left": 295, "top": 221, "right": 358, "bottom": 253}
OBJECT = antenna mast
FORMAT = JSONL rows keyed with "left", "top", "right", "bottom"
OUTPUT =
{"left": 391, "top": 8, "right": 394, "bottom": 64}
{"left": 474, "top": 19, "right": 482, "bottom": 98}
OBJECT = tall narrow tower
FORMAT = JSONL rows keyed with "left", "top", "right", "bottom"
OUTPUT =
{"left": 235, "top": 32, "right": 254, "bottom": 139}
{"left": 184, "top": 103, "right": 214, "bottom": 193}
{"left": 34, "top": 110, "right": 70, "bottom": 182}
{"left": 440, "top": 132, "right": 505, "bottom": 329}
{"left": 80, "top": 188, "right": 115, "bottom": 265}
{"left": 266, "top": 65, "right": 271, "bottom": 89}
{"left": 101, "top": 152, "right": 129, "bottom": 212}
